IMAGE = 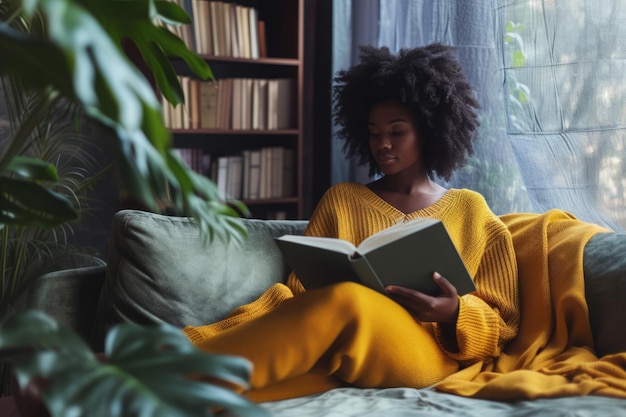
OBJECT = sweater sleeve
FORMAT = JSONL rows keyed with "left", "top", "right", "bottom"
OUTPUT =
{"left": 434, "top": 232, "right": 520, "bottom": 364}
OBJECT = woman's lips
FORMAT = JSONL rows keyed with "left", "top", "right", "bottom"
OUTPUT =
{"left": 376, "top": 155, "right": 396, "bottom": 165}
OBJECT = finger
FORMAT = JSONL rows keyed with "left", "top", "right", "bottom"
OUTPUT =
{"left": 386, "top": 293, "right": 423, "bottom": 317}
{"left": 433, "top": 272, "right": 458, "bottom": 297}
{"left": 385, "top": 285, "right": 430, "bottom": 302}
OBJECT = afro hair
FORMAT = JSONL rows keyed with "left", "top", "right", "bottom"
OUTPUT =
{"left": 332, "top": 43, "right": 480, "bottom": 180}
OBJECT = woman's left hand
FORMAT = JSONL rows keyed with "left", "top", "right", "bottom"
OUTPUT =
{"left": 385, "top": 272, "right": 459, "bottom": 324}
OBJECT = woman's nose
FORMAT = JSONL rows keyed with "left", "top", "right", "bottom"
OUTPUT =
{"left": 374, "top": 136, "right": 392, "bottom": 150}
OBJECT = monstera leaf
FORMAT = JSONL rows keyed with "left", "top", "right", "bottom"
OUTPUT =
{"left": 0, "top": 156, "right": 77, "bottom": 228}
{"left": 0, "top": 310, "right": 269, "bottom": 417}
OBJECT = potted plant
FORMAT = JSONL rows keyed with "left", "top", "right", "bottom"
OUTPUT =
{"left": 0, "top": 0, "right": 258, "bottom": 414}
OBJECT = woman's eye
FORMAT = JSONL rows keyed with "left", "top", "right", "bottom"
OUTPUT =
{"left": 391, "top": 131, "right": 404, "bottom": 136}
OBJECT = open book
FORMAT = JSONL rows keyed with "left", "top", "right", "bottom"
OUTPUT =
{"left": 274, "top": 218, "right": 476, "bottom": 296}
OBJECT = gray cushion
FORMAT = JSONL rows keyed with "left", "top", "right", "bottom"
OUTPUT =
{"left": 583, "top": 231, "right": 626, "bottom": 357}
{"left": 94, "top": 209, "right": 307, "bottom": 347}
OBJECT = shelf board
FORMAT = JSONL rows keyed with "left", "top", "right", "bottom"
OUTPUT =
{"left": 242, "top": 197, "right": 299, "bottom": 205}
{"left": 197, "top": 55, "right": 300, "bottom": 66}
{"left": 171, "top": 128, "right": 299, "bottom": 135}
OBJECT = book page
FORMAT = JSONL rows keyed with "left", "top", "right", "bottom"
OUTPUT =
{"left": 276, "top": 235, "right": 357, "bottom": 255}
{"left": 357, "top": 217, "right": 438, "bottom": 255}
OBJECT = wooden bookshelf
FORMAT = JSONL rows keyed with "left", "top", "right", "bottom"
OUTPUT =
{"left": 166, "top": 0, "right": 314, "bottom": 220}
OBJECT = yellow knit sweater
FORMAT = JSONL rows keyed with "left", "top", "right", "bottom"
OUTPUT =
{"left": 184, "top": 183, "right": 520, "bottom": 365}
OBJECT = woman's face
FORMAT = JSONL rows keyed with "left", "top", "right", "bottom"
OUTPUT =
{"left": 368, "top": 101, "right": 423, "bottom": 176}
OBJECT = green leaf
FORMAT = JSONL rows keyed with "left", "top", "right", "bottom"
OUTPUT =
{"left": 512, "top": 50, "right": 526, "bottom": 68}
{"left": 0, "top": 0, "right": 245, "bottom": 243}
{"left": 105, "top": 324, "right": 252, "bottom": 388}
{"left": 0, "top": 24, "right": 75, "bottom": 96}
{"left": 141, "top": 31, "right": 187, "bottom": 106}
{"left": 86, "top": 0, "right": 213, "bottom": 105}
{"left": 6, "top": 156, "right": 60, "bottom": 181}
{"left": 0, "top": 311, "right": 96, "bottom": 383}
{"left": 155, "top": 0, "right": 193, "bottom": 25}
{"left": 0, "top": 177, "right": 78, "bottom": 227}
{"left": 0, "top": 310, "right": 59, "bottom": 346}
{"left": 0, "top": 311, "right": 269, "bottom": 417}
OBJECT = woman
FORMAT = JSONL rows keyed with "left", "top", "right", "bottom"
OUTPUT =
{"left": 183, "top": 43, "right": 520, "bottom": 401}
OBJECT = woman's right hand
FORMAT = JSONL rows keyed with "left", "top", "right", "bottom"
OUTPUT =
{"left": 384, "top": 272, "right": 460, "bottom": 324}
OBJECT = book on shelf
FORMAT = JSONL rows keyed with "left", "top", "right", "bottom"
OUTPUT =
{"left": 189, "top": 79, "right": 201, "bottom": 129}
{"left": 214, "top": 154, "right": 244, "bottom": 199}
{"left": 242, "top": 149, "right": 251, "bottom": 199}
{"left": 237, "top": 4, "right": 251, "bottom": 58}
{"left": 231, "top": 78, "right": 242, "bottom": 129}
{"left": 248, "top": 6, "right": 260, "bottom": 59}
{"left": 259, "top": 147, "right": 272, "bottom": 199}
{"left": 281, "top": 147, "right": 295, "bottom": 197}
{"left": 269, "top": 147, "right": 281, "bottom": 198}
{"left": 241, "top": 78, "right": 254, "bottom": 130}
{"left": 257, "top": 78, "right": 269, "bottom": 130}
{"left": 184, "top": 77, "right": 296, "bottom": 131}
{"left": 216, "top": 78, "right": 233, "bottom": 129}
{"left": 209, "top": 1, "right": 221, "bottom": 56}
{"left": 182, "top": 1, "right": 261, "bottom": 59}
{"left": 201, "top": 153, "right": 212, "bottom": 177}
{"left": 222, "top": 1, "right": 232, "bottom": 57}
{"left": 196, "top": 146, "right": 293, "bottom": 201}
{"left": 247, "top": 149, "right": 262, "bottom": 200}
{"left": 275, "top": 218, "right": 476, "bottom": 296}
{"left": 257, "top": 19, "right": 267, "bottom": 58}
{"left": 268, "top": 146, "right": 295, "bottom": 198}
{"left": 227, "top": 1, "right": 240, "bottom": 57}
{"left": 227, "top": 154, "right": 243, "bottom": 199}
{"left": 191, "top": 0, "right": 208, "bottom": 54}
{"left": 199, "top": 80, "right": 219, "bottom": 129}
{"left": 250, "top": 78, "right": 260, "bottom": 130}
{"left": 249, "top": 78, "right": 269, "bottom": 130}
{"left": 267, "top": 78, "right": 294, "bottom": 130}
{"left": 216, "top": 155, "right": 229, "bottom": 197}
{"left": 209, "top": 156, "right": 218, "bottom": 182}
{"left": 181, "top": 76, "right": 192, "bottom": 129}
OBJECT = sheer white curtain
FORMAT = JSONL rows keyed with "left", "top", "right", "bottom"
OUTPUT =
{"left": 496, "top": 0, "right": 626, "bottom": 230}
{"left": 332, "top": 0, "right": 626, "bottom": 231}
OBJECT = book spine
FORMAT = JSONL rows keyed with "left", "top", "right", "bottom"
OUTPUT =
{"left": 349, "top": 257, "right": 386, "bottom": 293}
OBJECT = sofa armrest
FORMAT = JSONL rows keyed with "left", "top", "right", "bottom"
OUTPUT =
{"left": 19, "top": 265, "right": 107, "bottom": 348}
{"left": 583, "top": 231, "right": 626, "bottom": 357}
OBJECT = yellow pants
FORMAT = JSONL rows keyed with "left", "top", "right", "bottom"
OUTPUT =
{"left": 195, "top": 282, "right": 459, "bottom": 402}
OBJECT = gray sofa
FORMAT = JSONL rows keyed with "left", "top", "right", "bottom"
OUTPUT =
{"left": 24, "top": 209, "right": 626, "bottom": 416}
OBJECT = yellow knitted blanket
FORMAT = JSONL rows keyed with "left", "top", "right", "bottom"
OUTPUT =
{"left": 435, "top": 209, "right": 626, "bottom": 399}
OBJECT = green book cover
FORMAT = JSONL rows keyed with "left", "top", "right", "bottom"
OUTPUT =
{"left": 274, "top": 218, "right": 476, "bottom": 296}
